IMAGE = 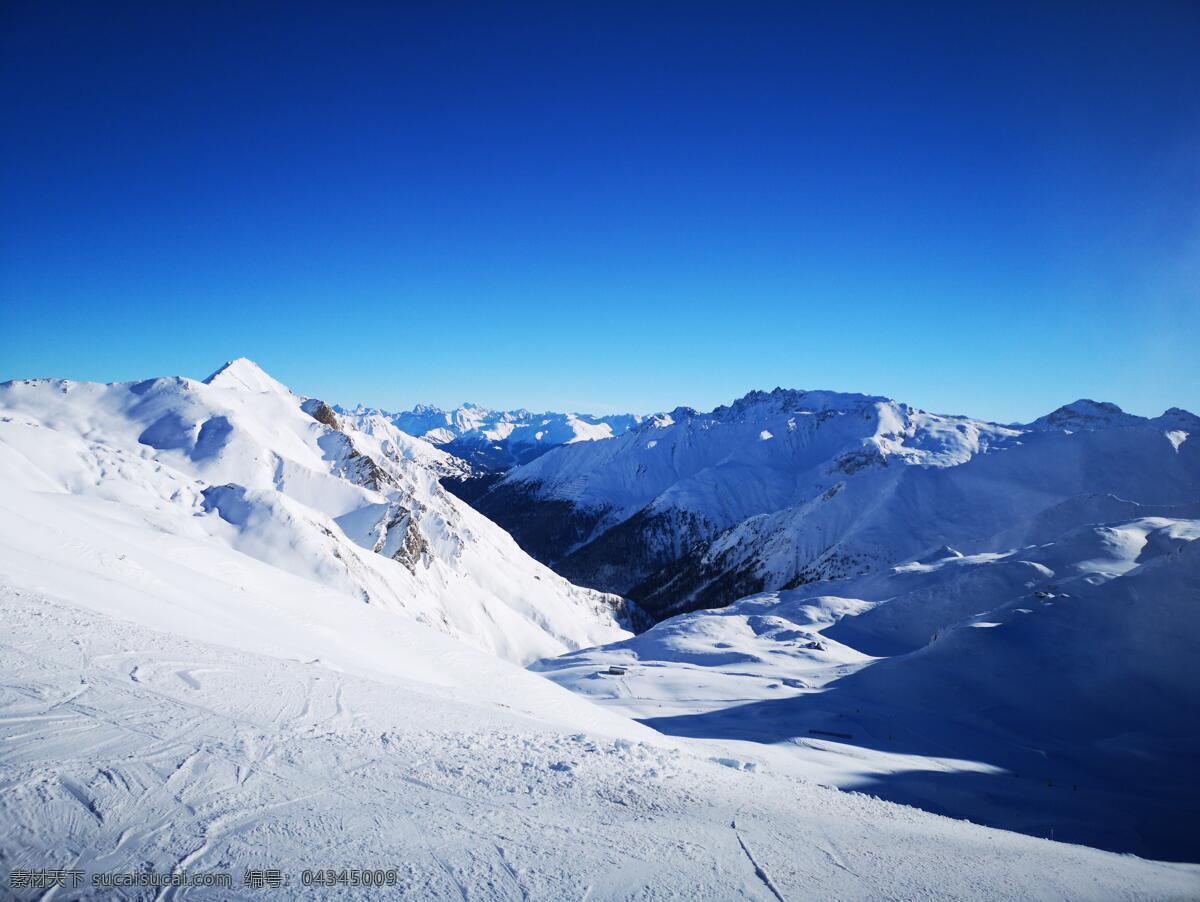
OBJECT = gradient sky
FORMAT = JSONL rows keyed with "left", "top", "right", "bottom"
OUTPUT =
{"left": 2, "top": 1, "right": 1198, "bottom": 422}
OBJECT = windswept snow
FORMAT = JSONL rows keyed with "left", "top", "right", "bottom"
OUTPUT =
{"left": 3, "top": 587, "right": 1198, "bottom": 900}
{"left": 0, "top": 361, "right": 630, "bottom": 663}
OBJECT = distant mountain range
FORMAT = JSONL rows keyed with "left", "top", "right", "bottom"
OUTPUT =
{"left": 333, "top": 401, "right": 646, "bottom": 472}
{"left": 467, "top": 388, "right": 1199, "bottom": 622}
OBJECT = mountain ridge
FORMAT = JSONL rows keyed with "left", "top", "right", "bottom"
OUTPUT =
{"left": 0, "top": 359, "right": 634, "bottom": 663}
{"left": 471, "top": 385, "right": 1198, "bottom": 622}
{"left": 334, "top": 398, "right": 647, "bottom": 472}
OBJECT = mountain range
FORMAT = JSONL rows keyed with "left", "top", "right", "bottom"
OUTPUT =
{"left": 334, "top": 400, "right": 645, "bottom": 472}
{"left": 467, "top": 388, "right": 1199, "bottom": 622}
{"left": 2, "top": 359, "right": 1197, "bottom": 891}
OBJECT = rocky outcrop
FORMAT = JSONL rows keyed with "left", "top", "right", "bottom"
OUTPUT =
{"left": 340, "top": 445, "right": 394, "bottom": 493}
{"left": 301, "top": 398, "right": 395, "bottom": 493}
{"left": 387, "top": 507, "right": 430, "bottom": 572}
{"left": 303, "top": 399, "right": 342, "bottom": 431}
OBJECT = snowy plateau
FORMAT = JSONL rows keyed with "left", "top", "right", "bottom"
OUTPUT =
{"left": 1, "top": 359, "right": 1198, "bottom": 900}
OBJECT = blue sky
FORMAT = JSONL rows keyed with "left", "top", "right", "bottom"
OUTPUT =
{"left": 2, "top": 1, "right": 1197, "bottom": 422}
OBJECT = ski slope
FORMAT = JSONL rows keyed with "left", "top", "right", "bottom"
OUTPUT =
{"left": 3, "top": 586, "right": 1197, "bottom": 900}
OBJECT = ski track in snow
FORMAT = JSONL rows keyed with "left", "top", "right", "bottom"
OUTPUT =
{"left": 3, "top": 588, "right": 1198, "bottom": 900}
{"left": 732, "top": 818, "right": 785, "bottom": 902}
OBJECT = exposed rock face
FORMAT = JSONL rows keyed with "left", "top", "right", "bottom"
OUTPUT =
{"left": 830, "top": 447, "right": 887, "bottom": 475}
{"left": 340, "top": 444, "right": 394, "bottom": 493}
{"left": 301, "top": 398, "right": 396, "bottom": 493}
{"left": 387, "top": 507, "right": 430, "bottom": 572}
{"left": 304, "top": 399, "right": 342, "bottom": 431}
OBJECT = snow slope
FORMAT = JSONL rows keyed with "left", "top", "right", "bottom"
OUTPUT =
{"left": 337, "top": 401, "right": 645, "bottom": 471}
{"left": 477, "top": 388, "right": 1200, "bottom": 621}
{"left": 537, "top": 514, "right": 1200, "bottom": 862}
{"left": 0, "top": 360, "right": 631, "bottom": 664}
{"left": 3, "top": 585, "right": 1198, "bottom": 900}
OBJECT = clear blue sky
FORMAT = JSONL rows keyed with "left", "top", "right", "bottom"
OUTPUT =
{"left": 2, "top": 2, "right": 1197, "bottom": 422}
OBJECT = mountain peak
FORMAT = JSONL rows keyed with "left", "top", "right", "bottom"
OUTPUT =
{"left": 1030, "top": 399, "right": 1143, "bottom": 431}
{"left": 203, "top": 358, "right": 293, "bottom": 395}
{"left": 1154, "top": 407, "right": 1200, "bottom": 432}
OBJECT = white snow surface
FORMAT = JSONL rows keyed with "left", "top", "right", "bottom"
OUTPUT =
{"left": 3, "top": 585, "right": 1198, "bottom": 899}
{"left": 537, "top": 515, "right": 1200, "bottom": 862}
{"left": 331, "top": 408, "right": 474, "bottom": 481}
{"left": 0, "top": 360, "right": 630, "bottom": 665}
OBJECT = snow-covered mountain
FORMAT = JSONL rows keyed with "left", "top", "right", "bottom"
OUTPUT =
{"left": 537, "top": 511, "right": 1200, "bottom": 861}
{"left": 336, "top": 401, "right": 645, "bottom": 472}
{"left": 8, "top": 363, "right": 1191, "bottom": 893}
{"left": 0, "top": 359, "right": 633, "bottom": 663}
{"left": 476, "top": 388, "right": 1200, "bottom": 621}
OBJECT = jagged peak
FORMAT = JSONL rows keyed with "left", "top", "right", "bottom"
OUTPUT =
{"left": 203, "top": 358, "right": 293, "bottom": 395}
{"left": 715, "top": 387, "right": 893, "bottom": 421}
